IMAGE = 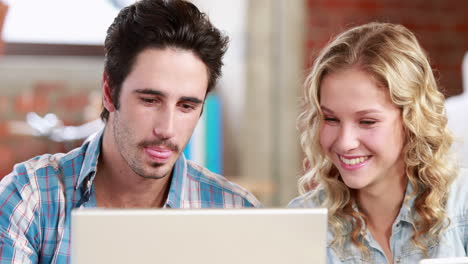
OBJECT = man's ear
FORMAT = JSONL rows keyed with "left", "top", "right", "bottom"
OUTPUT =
{"left": 102, "top": 72, "right": 116, "bottom": 112}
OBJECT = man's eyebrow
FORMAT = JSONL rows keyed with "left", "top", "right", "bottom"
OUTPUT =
{"left": 134, "top": 89, "right": 203, "bottom": 104}
{"left": 134, "top": 89, "right": 166, "bottom": 97}
{"left": 180, "top": 96, "right": 204, "bottom": 104}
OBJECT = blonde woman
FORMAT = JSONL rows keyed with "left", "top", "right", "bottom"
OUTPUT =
{"left": 289, "top": 22, "right": 468, "bottom": 263}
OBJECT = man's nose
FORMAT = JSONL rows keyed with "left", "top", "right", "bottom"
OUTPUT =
{"left": 153, "top": 107, "right": 175, "bottom": 140}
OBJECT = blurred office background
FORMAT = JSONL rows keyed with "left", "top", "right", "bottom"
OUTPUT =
{"left": 0, "top": 0, "right": 467, "bottom": 206}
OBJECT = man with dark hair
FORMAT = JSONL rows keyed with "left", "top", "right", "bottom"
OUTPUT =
{"left": 0, "top": 0, "right": 260, "bottom": 262}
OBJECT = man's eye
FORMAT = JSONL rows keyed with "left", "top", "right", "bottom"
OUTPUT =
{"left": 141, "top": 98, "right": 156, "bottom": 104}
{"left": 181, "top": 104, "right": 196, "bottom": 110}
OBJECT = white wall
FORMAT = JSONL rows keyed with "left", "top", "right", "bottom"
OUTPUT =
{"left": 191, "top": 0, "right": 247, "bottom": 147}
{"left": 446, "top": 52, "right": 468, "bottom": 168}
{"left": 3, "top": 0, "right": 121, "bottom": 45}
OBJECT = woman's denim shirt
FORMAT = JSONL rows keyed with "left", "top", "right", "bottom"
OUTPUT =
{"left": 288, "top": 169, "right": 468, "bottom": 264}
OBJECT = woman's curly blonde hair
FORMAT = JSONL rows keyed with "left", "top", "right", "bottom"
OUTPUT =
{"left": 297, "top": 22, "right": 457, "bottom": 257}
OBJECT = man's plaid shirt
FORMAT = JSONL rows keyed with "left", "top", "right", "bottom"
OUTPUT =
{"left": 0, "top": 128, "right": 260, "bottom": 263}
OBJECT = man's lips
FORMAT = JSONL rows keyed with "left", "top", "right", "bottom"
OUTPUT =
{"left": 144, "top": 147, "right": 173, "bottom": 162}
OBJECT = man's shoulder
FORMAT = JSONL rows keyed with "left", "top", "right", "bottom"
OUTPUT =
{"left": 185, "top": 160, "right": 261, "bottom": 207}
{"left": 0, "top": 146, "right": 89, "bottom": 264}
{"left": 13, "top": 147, "right": 84, "bottom": 178}
{"left": 1, "top": 146, "right": 87, "bottom": 196}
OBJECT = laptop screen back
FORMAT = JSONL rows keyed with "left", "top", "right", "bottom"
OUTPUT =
{"left": 71, "top": 208, "right": 327, "bottom": 264}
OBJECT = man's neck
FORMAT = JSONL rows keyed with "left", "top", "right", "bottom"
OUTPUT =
{"left": 94, "top": 128, "right": 173, "bottom": 208}
{"left": 94, "top": 166, "right": 172, "bottom": 208}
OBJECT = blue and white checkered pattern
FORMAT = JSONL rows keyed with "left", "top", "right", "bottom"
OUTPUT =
{"left": 0, "top": 128, "right": 260, "bottom": 263}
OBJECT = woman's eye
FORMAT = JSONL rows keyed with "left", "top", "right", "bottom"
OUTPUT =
{"left": 360, "top": 120, "right": 376, "bottom": 125}
{"left": 324, "top": 117, "right": 339, "bottom": 123}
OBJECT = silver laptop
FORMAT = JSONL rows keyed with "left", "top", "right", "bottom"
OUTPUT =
{"left": 71, "top": 208, "right": 327, "bottom": 264}
{"left": 420, "top": 258, "right": 468, "bottom": 264}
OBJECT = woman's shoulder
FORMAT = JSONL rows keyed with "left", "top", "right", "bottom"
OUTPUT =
{"left": 287, "top": 188, "right": 326, "bottom": 208}
{"left": 453, "top": 167, "right": 468, "bottom": 184}
{"left": 448, "top": 168, "right": 468, "bottom": 200}
{"left": 446, "top": 168, "right": 468, "bottom": 217}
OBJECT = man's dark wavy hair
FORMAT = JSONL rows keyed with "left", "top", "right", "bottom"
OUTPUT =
{"left": 101, "top": 0, "right": 229, "bottom": 121}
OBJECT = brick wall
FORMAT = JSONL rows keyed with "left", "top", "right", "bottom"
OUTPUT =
{"left": 306, "top": 0, "right": 468, "bottom": 96}
{"left": 0, "top": 2, "right": 7, "bottom": 55}
{"left": 0, "top": 56, "right": 103, "bottom": 178}
{"left": 0, "top": 83, "right": 92, "bottom": 177}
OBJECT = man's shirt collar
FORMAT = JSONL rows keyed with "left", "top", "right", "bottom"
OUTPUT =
{"left": 165, "top": 152, "right": 188, "bottom": 208}
{"left": 76, "top": 127, "right": 104, "bottom": 191}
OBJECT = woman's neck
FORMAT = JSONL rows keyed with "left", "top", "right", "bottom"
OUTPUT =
{"left": 356, "top": 172, "right": 408, "bottom": 225}
{"left": 356, "top": 174, "right": 408, "bottom": 264}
